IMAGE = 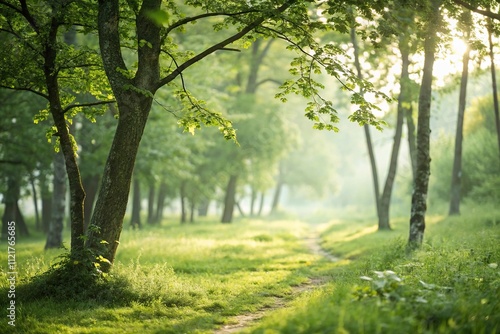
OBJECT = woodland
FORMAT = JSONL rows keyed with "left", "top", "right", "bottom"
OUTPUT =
{"left": 0, "top": 0, "right": 499, "bottom": 333}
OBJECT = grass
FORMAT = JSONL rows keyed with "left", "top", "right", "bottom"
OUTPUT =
{"left": 0, "top": 204, "right": 499, "bottom": 333}
{"left": 0, "top": 217, "right": 333, "bottom": 334}
{"left": 246, "top": 203, "right": 500, "bottom": 333}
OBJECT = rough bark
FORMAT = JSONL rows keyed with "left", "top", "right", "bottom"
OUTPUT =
{"left": 378, "top": 38, "right": 410, "bottom": 230}
{"left": 45, "top": 151, "right": 66, "bottom": 249}
{"left": 221, "top": 175, "right": 238, "bottom": 223}
{"left": 409, "top": 0, "right": 441, "bottom": 248}
{"left": 130, "top": 177, "right": 142, "bottom": 229}
{"left": 449, "top": 18, "right": 471, "bottom": 216}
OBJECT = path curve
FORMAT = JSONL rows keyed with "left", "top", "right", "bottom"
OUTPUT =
{"left": 214, "top": 228, "right": 337, "bottom": 334}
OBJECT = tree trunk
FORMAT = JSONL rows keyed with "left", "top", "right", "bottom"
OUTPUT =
{"left": 409, "top": 0, "right": 441, "bottom": 248}
{"left": 270, "top": 181, "right": 283, "bottom": 214}
{"left": 197, "top": 199, "right": 209, "bottom": 216}
{"left": 82, "top": 174, "right": 99, "bottom": 232}
{"left": 189, "top": 199, "right": 195, "bottom": 223}
{"left": 406, "top": 104, "right": 418, "bottom": 181}
{"left": 1, "top": 176, "right": 29, "bottom": 239}
{"left": 86, "top": 93, "right": 151, "bottom": 267}
{"left": 45, "top": 151, "right": 66, "bottom": 249}
{"left": 40, "top": 173, "right": 52, "bottom": 234}
{"left": 221, "top": 175, "right": 238, "bottom": 223}
{"left": 155, "top": 182, "right": 167, "bottom": 224}
{"left": 257, "top": 192, "right": 265, "bottom": 216}
{"left": 350, "top": 24, "right": 381, "bottom": 219}
{"left": 147, "top": 181, "right": 155, "bottom": 224}
{"left": 250, "top": 187, "right": 257, "bottom": 216}
{"left": 378, "top": 37, "right": 410, "bottom": 230}
{"left": 30, "top": 174, "right": 41, "bottom": 230}
{"left": 488, "top": 18, "right": 500, "bottom": 162}
{"left": 130, "top": 177, "right": 142, "bottom": 229}
{"left": 180, "top": 182, "right": 187, "bottom": 224}
{"left": 449, "top": 16, "right": 471, "bottom": 216}
{"left": 44, "top": 21, "right": 86, "bottom": 254}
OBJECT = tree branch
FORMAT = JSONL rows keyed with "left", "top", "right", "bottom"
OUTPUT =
{"left": 63, "top": 100, "right": 116, "bottom": 113}
{"left": 452, "top": 0, "right": 500, "bottom": 20}
{"left": 0, "top": 84, "right": 49, "bottom": 99}
{"left": 256, "top": 78, "right": 282, "bottom": 87}
{"left": 165, "top": 10, "right": 260, "bottom": 35}
{"left": 157, "top": 0, "right": 297, "bottom": 90}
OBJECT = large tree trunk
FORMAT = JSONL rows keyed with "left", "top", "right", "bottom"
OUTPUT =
{"left": 488, "top": 18, "right": 500, "bottom": 161}
{"left": 130, "top": 177, "right": 142, "bottom": 229}
{"left": 82, "top": 174, "right": 99, "bottom": 232}
{"left": 86, "top": 94, "right": 151, "bottom": 267}
{"left": 378, "top": 37, "right": 410, "bottom": 230}
{"left": 409, "top": 0, "right": 441, "bottom": 248}
{"left": 449, "top": 15, "right": 471, "bottom": 216}
{"left": 221, "top": 175, "right": 238, "bottom": 223}
{"left": 45, "top": 151, "right": 66, "bottom": 249}
{"left": 350, "top": 24, "right": 381, "bottom": 220}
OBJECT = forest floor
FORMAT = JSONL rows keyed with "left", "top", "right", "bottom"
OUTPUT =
{"left": 215, "top": 229, "right": 337, "bottom": 334}
{"left": 0, "top": 203, "right": 498, "bottom": 333}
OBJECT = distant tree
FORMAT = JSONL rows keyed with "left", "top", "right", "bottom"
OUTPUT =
{"left": 449, "top": 10, "right": 472, "bottom": 216}
{"left": 409, "top": 0, "right": 442, "bottom": 248}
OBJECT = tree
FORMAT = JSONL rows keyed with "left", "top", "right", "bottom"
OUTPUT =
{"left": 449, "top": 10, "right": 472, "bottom": 215}
{"left": 408, "top": 0, "right": 442, "bottom": 248}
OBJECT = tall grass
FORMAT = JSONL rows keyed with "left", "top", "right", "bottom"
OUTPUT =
{"left": 247, "top": 203, "right": 500, "bottom": 334}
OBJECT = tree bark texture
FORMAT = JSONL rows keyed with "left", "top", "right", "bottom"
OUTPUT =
{"left": 409, "top": 0, "right": 441, "bottom": 248}
{"left": 221, "top": 175, "right": 238, "bottom": 223}
{"left": 406, "top": 104, "right": 418, "bottom": 181}
{"left": 449, "top": 19, "right": 471, "bottom": 216}
{"left": 45, "top": 151, "right": 66, "bottom": 249}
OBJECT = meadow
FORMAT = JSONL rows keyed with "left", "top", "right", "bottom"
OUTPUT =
{"left": 0, "top": 203, "right": 499, "bottom": 333}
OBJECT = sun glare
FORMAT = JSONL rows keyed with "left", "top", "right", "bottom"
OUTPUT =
{"left": 451, "top": 38, "right": 468, "bottom": 57}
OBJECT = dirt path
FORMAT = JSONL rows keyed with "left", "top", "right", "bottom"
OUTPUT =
{"left": 214, "top": 228, "right": 337, "bottom": 334}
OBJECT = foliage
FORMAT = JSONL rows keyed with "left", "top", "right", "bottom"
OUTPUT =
{"left": 248, "top": 205, "right": 500, "bottom": 333}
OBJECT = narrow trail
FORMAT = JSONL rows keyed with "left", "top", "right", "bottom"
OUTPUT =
{"left": 214, "top": 227, "right": 337, "bottom": 334}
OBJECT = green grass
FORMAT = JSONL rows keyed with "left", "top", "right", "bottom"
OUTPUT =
{"left": 246, "top": 203, "right": 500, "bottom": 333}
{"left": 0, "top": 217, "right": 333, "bottom": 334}
{"left": 1, "top": 205, "right": 499, "bottom": 333}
